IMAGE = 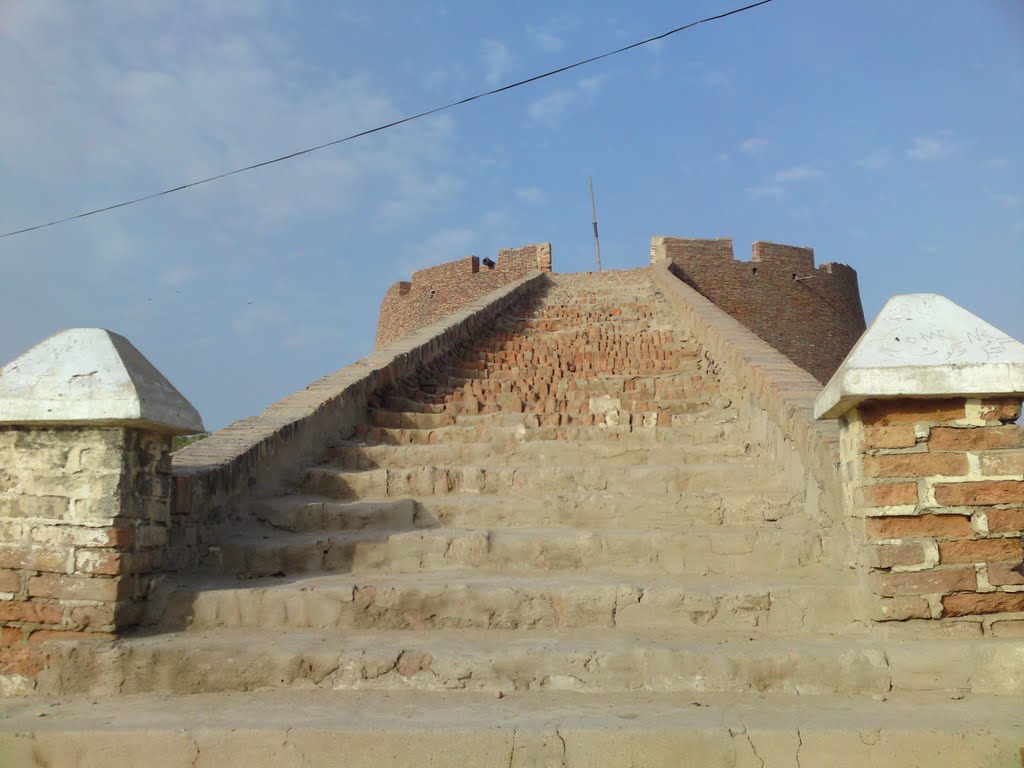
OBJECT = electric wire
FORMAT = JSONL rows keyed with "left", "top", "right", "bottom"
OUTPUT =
{"left": 0, "top": 0, "right": 774, "bottom": 240}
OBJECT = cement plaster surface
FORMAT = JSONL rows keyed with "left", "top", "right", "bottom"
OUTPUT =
{"left": 0, "top": 328, "right": 203, "bottom": 434}
{"left": 816, "top": 293, "right": 1024, "bottom": 418}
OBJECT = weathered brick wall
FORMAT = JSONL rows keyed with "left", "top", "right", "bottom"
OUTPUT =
{"left": 844, "top": 397, "right": 1024, "bottom": 632}
{"left": 0, "top": 427, "right": 170, "bottom": 648}
{"left": 376, "top": 243, "right": 552, "bottom": 349}
{"left": 652, "top": 237, "right": 866, "bottom": 384}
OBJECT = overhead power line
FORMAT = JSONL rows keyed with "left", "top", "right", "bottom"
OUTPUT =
{"left": 1, "top": 0, "right": 774, "bottom": 240}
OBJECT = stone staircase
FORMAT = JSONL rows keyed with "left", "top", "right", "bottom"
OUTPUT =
{"left": 4, "top": 269, "right": 1022, "bottom": 766}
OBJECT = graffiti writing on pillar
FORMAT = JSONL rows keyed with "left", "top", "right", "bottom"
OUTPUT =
{"left": 882, "top": 325, "right": 1018, "bottom": 362}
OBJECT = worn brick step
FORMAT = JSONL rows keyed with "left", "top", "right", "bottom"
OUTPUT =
{"left": 154, "top": 572, "right": 860, "bottom": 634}
{"left": 368, "top": 403, "right": 735, "bottom": 430}
{"left": 41, "top": 628, "right": 1024, "bottom": 698}
{"left": 326, "top": 439, "right": 761, "bottom": 471}
{"left": 436, "top": 371, "right": 705, "bottom": 394}
{"left": 386, "top": 390, "right": 716, "bottom": 416}
{"left": 303, "top": 461, "right": 789, "bottom": 499}
{"left": 250, "top": 487, "right": 807, "bottom": 532}
{"left": 353, "top": 420, "right": 745, "bottom": 446}
{"left": 5, "top": 689, "right": 1021, "bottom": 767}
{"left": 214, "top": 526, "right": 835, "bottom": 579}
{"left": 428, "top": 388, "right": 714, "bottom": 411}
{"left": 463, "top": 349, "right": 694, "bottom": 367}
{"left": 464, "top": 335, "right": 688, "bottom": 353}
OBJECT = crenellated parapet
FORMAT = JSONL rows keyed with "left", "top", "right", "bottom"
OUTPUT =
{"left": 375, "top": 243, "right": 552, "bottom": 349}
{"left": 651, "top": 237, "right": 866, "bottom": 383}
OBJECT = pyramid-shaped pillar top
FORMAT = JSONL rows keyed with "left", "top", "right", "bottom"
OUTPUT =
{"left": 0, "top": 328, "right": 204, "bottom": 435}
{"left": 815, "top": 294, "right": 1024, "bottom": 419}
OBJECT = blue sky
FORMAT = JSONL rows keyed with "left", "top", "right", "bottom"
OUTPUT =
{"left": 2, "top": 0, "right": 1022, "bottom": 432}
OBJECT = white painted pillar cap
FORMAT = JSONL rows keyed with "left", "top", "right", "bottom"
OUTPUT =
{"left": 0, "top": 328, "right": 204, "bottom": 435}
{"left": 815, "top": 294, "right": 1024, "bottom": 419}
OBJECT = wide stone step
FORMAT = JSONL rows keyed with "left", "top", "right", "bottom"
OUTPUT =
{"left": 252, "top": 488, "right": 809, "bottom": 531}
{"left": 153, "top": 572, "right": 860, "bottom": 634}
{"left": 303, "top": 461, "right": 790, "bottom": 499}
{"left": 38, "top": 628, "right": 1024, "bottom": 698}
{"left": 4, "top": 689, "right": 1021, "bottom": 767}
{"left": 327, "top": 438, "right": 760, "bottom": 471}
{"left": 214, "top": 525, "right": 835, "bottom": 579}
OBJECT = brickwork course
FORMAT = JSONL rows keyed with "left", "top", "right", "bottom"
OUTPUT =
{"left": 1, "top": 245, "right": 1022, "bottom": 765}
{"left": 375, "top": 242, "right": 552, "bottom": 349}
{"left": 848, "top": 397, "right": 1024, "bottom": 625}
{"left": 652, "top": 236, "right": 866, "bottom": 383}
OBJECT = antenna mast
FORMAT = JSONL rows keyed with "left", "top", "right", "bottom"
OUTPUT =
{"left": 589, "top": 176, "right": 602, "bottom": 272}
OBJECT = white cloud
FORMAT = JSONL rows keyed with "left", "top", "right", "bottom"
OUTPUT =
{"left": 856, "top": 150, "right": 890, "bottom": 172}
{"left": 749, "top": 185, "right": 785, "bottom": 202}
{"left": 907, "top": 131, "right": 955, "bottom": 161}
{"left": 739, "top": 138, "right": 768, "bottom": 156}
{"left": 772, "top": 165, "right": 824, "bottom": 183}
{"left": 481, "top": 39, "right": 513, "bottom": 87}
{"left": 748, "top": 165, "right": 823, "bottom": 202}
{"left": 578, "top": 75, "right": 608, "bottom": 95}
{"left": 527, "top": 26, "right": 563, "bottom": 53}
{"left": 515, "top": 187, "right": 545, "bottom": 204}
{"left": 527, "top": 75, "right": 606, "bottom": 126}
{"left": 527, "top": 89, "right": 576, "bottom": 124}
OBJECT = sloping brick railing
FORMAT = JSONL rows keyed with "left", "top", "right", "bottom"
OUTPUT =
{"left": 171, "top": 271, "right": 548, "bottom": 572}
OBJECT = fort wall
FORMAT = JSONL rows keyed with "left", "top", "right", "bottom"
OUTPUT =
{"left": 651, "top": 237, "right": 866, "bottom": 383}
{"left": 375, "top": 243, "right": 552, "bottom": 349}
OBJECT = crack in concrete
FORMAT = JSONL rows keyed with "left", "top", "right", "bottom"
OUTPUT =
{"left": 795, "top": 729, "right": 804, "bottom": 768}
{"left": 555, "top": 727, "right": 568, "bottom": 767}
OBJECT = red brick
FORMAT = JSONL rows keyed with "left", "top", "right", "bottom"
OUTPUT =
{"left": 866, "top": 514, "right": 971, "bottom": 540}
{"left": 979, "top": 451, "right": 1024, "bottom": 476}
{"left": 987, "top": 562, "right": 1024, "bottom": 587}
{"left": 934, "top": 480, "right": 1024, "bottom": 506}
{"left": 863, "top": 453, "right": 966, "bottom": 479}
{"left": 0, "top": 645, "right": 48, "bottom": 676}
{"left": 987, "top": 508, "right": 1024, "bottom": 533}
{"left": 863, "top": 425, "right": 917, "bottom": 449}
{"left": 942, "top": 592, "right": 1024, "bottom": 617}
{"left": 0, "top": 627, "right": 24, "bottom": 646}
{"left": 27, "top": 574, "right": 128, "bottom": 602}
{"left": 938, "top": 538, "right": 1021, "bottom": 564}
{"left": 0, "top": 547, "right": 67, "bottom": 573}
{"left": 876, "top": 567, "right": 976, "bottom": 596}
{"left": 0, "top": 569, "right": 20, "bottom": 593}
{"left": 979, "top": 397, "right": 1022, "bottom": 424}
{"left": 0, "top": 600, "right": 63, "bottom": 624}
{"left": 860, "top": 399, "right": 966, "bottom": 426}
{"left": 862, "top": 482, "right": 918, "bottom": 507}
{"left": 874, "top": 542, "right": 926, "bottom": 569}
{"left": 928, "top": 426, "right": 1024, "bottom": 451}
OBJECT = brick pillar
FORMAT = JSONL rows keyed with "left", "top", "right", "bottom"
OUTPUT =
{"left": 836, "top": 397, "right": 1023, "bottom": 627}
{"left": 0, "top": 329, "right": 202, "bottom": 650}
{"left": 816, "top": 294, "right": 1024, "bottom": 633}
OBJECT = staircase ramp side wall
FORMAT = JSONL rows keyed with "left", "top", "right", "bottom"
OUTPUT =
{"left": 651, "top": 260, "right": 861, "bottom": 579}
{"left": 169, "top": 271, "right": 548, "bottom": 571}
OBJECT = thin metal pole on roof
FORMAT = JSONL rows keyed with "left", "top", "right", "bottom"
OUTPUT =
{"left": 589, "top": 176, "right": 602, "bottom": 272}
